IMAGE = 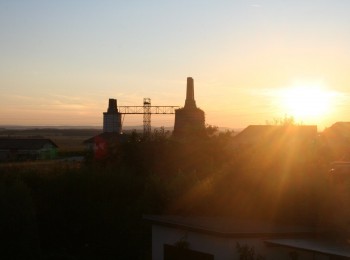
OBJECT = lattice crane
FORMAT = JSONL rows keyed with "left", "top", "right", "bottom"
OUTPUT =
{"left": 118, "top": 98, "right": 179, "bottom": 136}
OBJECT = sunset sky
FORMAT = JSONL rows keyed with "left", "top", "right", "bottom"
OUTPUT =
{"left": 1, "top": 0, "right": 350, "bottom": 130}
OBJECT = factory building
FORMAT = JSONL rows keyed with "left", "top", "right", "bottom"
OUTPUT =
{"left": 173, "top": 77, "right": 205, "bottom": 138}
{"left": 103, "top": 98, "right": 122, "bottom": 134}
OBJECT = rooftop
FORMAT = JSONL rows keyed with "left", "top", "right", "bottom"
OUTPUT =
{"left": 0, "top": 138, "right": 58, "bottom": 150}
{"left": 145, "top": 215, "right": 316, "bottom": 238}
{"left": 265, "top": 239, "right": 350, "bottom": 258}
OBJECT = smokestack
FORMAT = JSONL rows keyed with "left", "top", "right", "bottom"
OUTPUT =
{"left": 185, "top": 77, "right": 196, "bottom": 108}
{"left": 107, "top": 98, "right": 118, "bottom": 113}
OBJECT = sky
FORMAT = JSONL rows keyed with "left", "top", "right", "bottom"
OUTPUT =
{"left": 1, "top": 0, "right": 350, "bottom": 130}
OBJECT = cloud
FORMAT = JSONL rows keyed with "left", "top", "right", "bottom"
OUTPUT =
{"left": 250, "top": 3, "right": 261, "bottom": 8}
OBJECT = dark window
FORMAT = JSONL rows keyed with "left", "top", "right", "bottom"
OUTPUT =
{"left": 164, "top": 244, "right": 214, "bottom": 260}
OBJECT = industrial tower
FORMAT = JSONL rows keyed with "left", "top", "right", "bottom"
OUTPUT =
{"left": 103, "top": 99, "right": 122, "bottom": 134}
{"left": 173, "top": 77, "right": 205, "bottom": 138}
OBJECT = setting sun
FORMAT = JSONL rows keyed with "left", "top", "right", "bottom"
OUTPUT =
{"left": 278, "top": 83, "right": 335, "bottom": 122}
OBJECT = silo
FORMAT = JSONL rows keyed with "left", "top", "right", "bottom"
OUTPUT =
{"left": 103, "top": 98, "right": 122, "bottom": 133}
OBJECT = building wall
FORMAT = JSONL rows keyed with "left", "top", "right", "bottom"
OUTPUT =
{"left": 151, "top": 225, "right": 328, "bottom": 260}
{"left": 38, "top": 144, "right": 58, "bottom": 159}
{"left": 173, "top": 77, "right": 206, "bottom": 139}
{"left": 103, "top": 113, "right": 122, "bottom": 133}
{"left": 0, "top": 149, "right": 57, "bottom": 161}
{"left": 173, "top": 108, "right": 205, "bottom": 138}
{"left": 330, "top": 168, "right": 350, "bottom": 235}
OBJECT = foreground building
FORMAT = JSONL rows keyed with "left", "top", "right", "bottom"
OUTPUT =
{"left": 146, "top": 215, "right": 350, "bottom": 260}
{"left": 173, "top": 77, "right": 205, "bottom": 138}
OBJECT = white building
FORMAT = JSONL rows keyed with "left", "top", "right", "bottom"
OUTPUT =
{"left": 145, "top": 215, "right": 350, "bottom": 260}
{"left": 103, "top": 98, "right": 122, "bottom": 133}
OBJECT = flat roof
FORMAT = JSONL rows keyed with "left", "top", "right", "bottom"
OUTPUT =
{"left": 265, "top": 239, "right": 350, "bottom": 258}
{"left": 145, "top": 215, "right": 317, "bottom": 238}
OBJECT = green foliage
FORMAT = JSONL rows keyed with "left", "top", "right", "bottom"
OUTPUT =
{"left": 266, "top": 115, "right": 298, "bottom": 126}
{"left": 205, "top": 124, "right": 219, "bottom": 136}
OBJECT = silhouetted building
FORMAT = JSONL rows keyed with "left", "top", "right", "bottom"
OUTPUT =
{"left": 85, "top": 98, "right": 125, "bottom": 160}
{"left": 233, "top": 125, "right": 317, "bottom": 147}
{"left": 145, "top": 215, "right": 344, "bottom": 260}
{"left": 173, "top": 77, "right": 205, "bottom": 138}
{"left": 0, "top": 138, "right": 58, "bottom": 161}
{"left": 231, "top": 125, "right": 318, "bottom": 164}
{"left": 83, "top": 132, "right": 128, "bottom": 160}
{"left": 321, "top": 122, "right": 350, "bottom": 160}
{"left": 103, "top": 98, "right": 122, "bottom": 134}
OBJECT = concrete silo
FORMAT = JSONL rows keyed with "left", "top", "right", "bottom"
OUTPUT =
{"left": 103, "top": 98, "right": 122, "bottom": 134}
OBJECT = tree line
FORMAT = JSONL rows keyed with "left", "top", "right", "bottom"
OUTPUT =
{"left": 0, "top": 126, "right": 337, "bottom": 259}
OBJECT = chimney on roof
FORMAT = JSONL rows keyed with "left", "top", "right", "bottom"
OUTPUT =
{"left": 184, "top": 77, "right": 196, "bottom": 108}
{"left": 107, "top": 98, "right": 118, "bottom": 113}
